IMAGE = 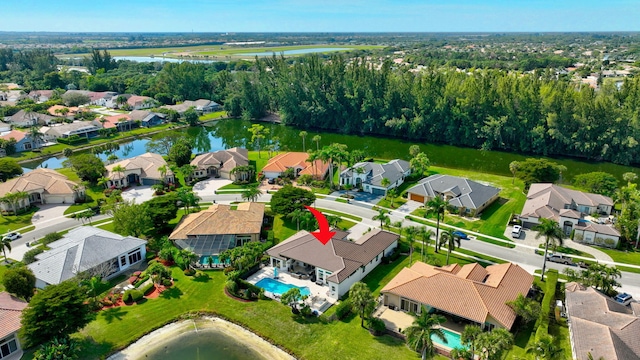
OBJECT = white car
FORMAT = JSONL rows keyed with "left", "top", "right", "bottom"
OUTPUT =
{"left": 511, "top": 225, "right": 522, "bottom": 238}
{"left": 614, "top": 293, "right": 633, "bottom": 306}
{"left": 3, "top": 232, "right": 21, "bottom": 241}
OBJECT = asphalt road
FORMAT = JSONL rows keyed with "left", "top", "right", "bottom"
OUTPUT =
{"left": 9, "top": 191, "right": 640, "bottom": 297}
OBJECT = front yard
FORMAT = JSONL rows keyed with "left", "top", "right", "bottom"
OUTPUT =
{"left": 0, "top": 207, "right": 38, "bottom": 235}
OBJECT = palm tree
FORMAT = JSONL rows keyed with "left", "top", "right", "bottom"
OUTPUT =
{"left": 426, "top": 196, "right": 447, "bottom": 253}
{"left": 1, "top": 237, "right": 11, "bottom": 261}
{"left": 3, "top": 191, "right": 29, "bottom": 214}
{"left": 404, "top": 226, "right": 418, "bottom": 265}
{"left": 158, "top": 165, "right": 168, "bottom": 181}
{"left": 288, "top": 208, "right": 305, "bottom": 231}
{"left": 326, "top": 215, "right": 341, "bottom": 229}
{"left": 312, "top": 135, "right": 321, "bottom": 151}
{"left": 87, "top": 276, "right": 103, "bottom": 301}
{"left": 526, "top": 334, "right": 562, "bottom": 360}
{"left": 299, "top": 131, "right": 308, "bottom": 152}
{"left": 381, "top": 178, "right": 391, "bottom": 199}
{"left": 241, "top": 185, "right": 262, "bottom": 202}
{"left": 418, "top": 227, "right": 433, "bottom": 262}
{"left": 509, "top": 161, "right": 520, "bottom": 185}
{"left": 534, "top": 218, "right": 564, "bottom": 281}
{"left": 623, "top": 172, "right": 638, "bottom": 185}
{"left": 439, "top": 229, "right": 462, "bottom": 265}
{"left": 28, "top": 125, "right": 44, "bottom": 149}
{"left": 111, "top": 165, "right": 126, "bottom": 187}
{"left": 404, "top": 307, "right": 446, "bottom": 360}
{"left": 460, "top": 325, "right": 482, "bottom": 359}
{"left": 350, "top": 282, "right": 375, "bottom": 328}
{"left": 372, "top": 208, "right": 390, "bottom": 229}
{"left": 98, "top": 176, "right": 110, "bottom": 189}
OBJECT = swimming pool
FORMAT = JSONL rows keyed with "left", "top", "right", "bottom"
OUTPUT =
{"left": 255, "top": 278, "right": 311, "bottom": 297}
{"left": 432, "top": 328, "right": 466, "bottom": 350}
{"left": 199, "top": 255, "right": 227, "bottom": 265}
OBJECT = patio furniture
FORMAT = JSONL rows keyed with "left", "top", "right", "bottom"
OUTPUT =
{"left": 316, "top": 279, "right": 324, "bottom": 286}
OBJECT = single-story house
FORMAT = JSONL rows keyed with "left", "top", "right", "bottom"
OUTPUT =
{"left": 40, "top": 121, "right": 100, "bottom": 141}
{"left": 161, "top": 99, "right": 221, "bottom": 115}
{"left": 0, "top": 90, "right": 26, "bottom": 106}
{"left": 170, "top": 202, "right": 265, "bottom": 257}
{"left": 28, "top": 89, "right": 54, "bottom": 103}
{"left": 105, "top": 152, "right": 174, "bottom": 188}
{"left": 519, "top": 183, "right": 618, "bottom": 243}
{"left": 100, "top": 114, "right": 135, "bottom": 132}
{"left": 565, "top": 282, "right": 640, "bottom": 360}
{"left": 0, "top": 292, "right": 28, "bottom": 360}
{"left": 128, "top": 110, "right": 166, "bottom": 128}
{"left": 339, "top": 159, "right": 411, "bottom": 195}
{"left": 190, "top": 148, "right": 249, "bottom": 180}
{"left": 125, "top": 95, "right": 156, "bottom": 110}
{"left": 0, "top": 168, "right": 84, "bottom": 212}
{"left": 262, "top": 152, "right": 330, "bottom": 180}
{"left": 381, "top": 262, "right": 533, "bottom": 330}
{"left": 267, "top": 229, "right": 398, "bottom": 300}
{"left": 88, "top": 91, "right": 118, "bottom": 107}
{"left": 406, "top": 174, "right": 501, "bottom": 216}
{"left": 0, "top": 130, "right": 33, "bottom": 152}
{"left": 6, "top": 109, "right": 55, "bottom": 127}
{"left": 47, "top": 105, "right": 80, "bottom": 118}
{"left": 28, "top": 226, "right": 147, "bottom": 288}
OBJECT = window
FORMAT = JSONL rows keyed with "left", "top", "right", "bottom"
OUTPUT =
{"left": 376, "top": 255, "right": 379, "bottom": 261}
{"left": 128, "top": 249, "right": 142, "bottom": 264}
{"left": 331, "top": 286, "right": 335, "bottom": 292}
{"left": 0, "top": 334, "right": 18, "bottom": 359}
{"left": 120, "top": 256, "right": 126, "bottom": 267}
{"left": 24, "top": 143, "right": 32, "bottom": 150}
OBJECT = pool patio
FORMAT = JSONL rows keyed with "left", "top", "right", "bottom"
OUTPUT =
{"left": 247, "top": 266, "right": 336, "bottom": 313}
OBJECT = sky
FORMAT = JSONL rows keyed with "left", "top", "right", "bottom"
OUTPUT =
{"left": 2, "top": 0, "right": 639, "bottom": 33}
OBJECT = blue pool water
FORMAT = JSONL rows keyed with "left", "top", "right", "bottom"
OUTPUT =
{"left": 255, "top": 278, "right": 311, "bottom": 296}
{"left": 432, "top": 328, "right": 466, "bottom": 350}
{"left": 199, "top": 255, "right": 226, "bottom": 265}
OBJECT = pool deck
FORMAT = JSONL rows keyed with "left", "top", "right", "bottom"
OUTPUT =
{"left": 247, "top": 267, "right": 336, "bottom": 313}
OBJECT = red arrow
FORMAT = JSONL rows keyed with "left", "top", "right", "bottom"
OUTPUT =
{"left": 304, "top": 205, "right": 336, "bottom": 245}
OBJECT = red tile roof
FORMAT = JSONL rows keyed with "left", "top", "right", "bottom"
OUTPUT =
{"left": 0, "top": 292, "right": 27, "bottom": 339}
{"left": 263, "top": 152, "right": 329, "bottom": 178}
{"left": 0, "top": 129, "right": 27, "bottom": 142}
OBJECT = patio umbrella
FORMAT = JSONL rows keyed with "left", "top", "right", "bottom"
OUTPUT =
{"left": 274, "top": 267, "right": 278, "bottom": 279}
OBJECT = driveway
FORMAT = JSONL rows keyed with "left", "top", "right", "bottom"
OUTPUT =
{"left": 193, "top": 178, "right": 232, "bottom": 198}
{"left": 31, "top": 204, "right": 71, "bottom": 230}
{"left": 121, "top": 186, "right": 155, "bottom": 204}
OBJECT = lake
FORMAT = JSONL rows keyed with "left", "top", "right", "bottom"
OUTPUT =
{"left": 113, "top": 56, "right": 218, "bottom": 63}
{"left": 23, "top": 119, "right": 640, "bottom": 182}
{"left": 237, "top": 47, "right": 353, "bottom": 56}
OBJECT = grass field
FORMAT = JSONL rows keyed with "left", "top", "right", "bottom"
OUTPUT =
{"left": 0, "top": 207, "right": 38, "bottom": 235}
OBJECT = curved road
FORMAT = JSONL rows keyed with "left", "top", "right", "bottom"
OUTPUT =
{"left": 8, "top": 192, "right": 640, "bottom": 297}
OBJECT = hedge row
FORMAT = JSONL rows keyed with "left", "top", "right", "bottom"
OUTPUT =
{"left": 535, "top": 269, "right": 558, "bottom": 340}
{"left": 123, "top": 289, "right": 144, "bottom": 303}
{"left": 57, "top": 135, "right": 87, "bottom": 145}
{"left": 140, "top": 282, "right": 155, "bottom": 296}
{"left": 334, "top": 299, "right": 352, "bottom": 320}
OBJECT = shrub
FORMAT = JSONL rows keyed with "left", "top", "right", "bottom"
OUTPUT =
{"left": 130, "top": 289, "right": 144, "bottom": 302}
{"left": 535, "top": 269, "right": 558, "bottom": 341}
{"left": 334, "top": 299, "right": 352, "bottom": 320}
{"left": 573, "top": 233, "right": 583, "bottom": 242}
{"left": 604, "top": 238, "right": 616, "bottom": 248}
{"left": 368, "top": 317, "right": 387, "bottom": 336}
{"left": 123, "top": 290, "right": 133, "bottom": 303}
{"left": 238, "top": 279, "right": 261, "bottom": 298}
{"left": 184, "top": 268, "right": 196, "bottom": 276}
{"left": 23, "top": 248, "right": 44, "bottom": 264}
{"left": 162, "top": 279, "right": 172, "bottom": 287}
{"left": 41, "top": 232, "right": 63, "bottom": 246}
{"left": 301, "top": 304, "right": 312, "bottom": 317}
{"left": 226, "top": 280, "right": 238, "bottom": 294}
{"left": 134, "top": 275, "right": 149, "bottom": 287}
{"left": 595, "top": 237, "right": 605, "bottom": 245}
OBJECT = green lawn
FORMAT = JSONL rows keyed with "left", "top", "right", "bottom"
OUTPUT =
{"left": 0, "top": 207, "right": 38, "bottom": 235}
{"left": 315, "top": 208, "right": 362, "bottom": 222}
{"left": 199, "top": 111, "right": 228, "bottom": 122}
{"left": 249, "top": 151, "right": 270, "bottom": 175}
{"left": 335, "top": 198, "right": 348, "bottom": 204}
{"left": 599, "top": 247, "right": 640, "bottom": 265}
{"left": 57, "top": 168, "right": 106, "bottom": 215}
{"left": 539, "top": 245, "right": 595, "bottom": 259}
{"left": 0, "top": 265, "right": 6, "bottom": 291}
{"left": 271, "top": 215, "right": 298, "bottom": 243}
{"left": 377, "top": 196, "right": 407, "bottom": 209}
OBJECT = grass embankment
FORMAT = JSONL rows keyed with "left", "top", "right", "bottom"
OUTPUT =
{"left": 199, "top": 111, "right": 228, "bottom": 122}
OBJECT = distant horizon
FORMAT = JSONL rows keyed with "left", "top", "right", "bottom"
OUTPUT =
{"left": 2, "top": 0, "right": 639, "bottom": 33}
{"left": 2, "top": 31, "right": 640, "bottom": 35}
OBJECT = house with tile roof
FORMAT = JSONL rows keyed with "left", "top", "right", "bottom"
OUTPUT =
{"left": 125, "top": 95, "right": 156, "bottom": 110}
{"left": 40, "top": 121, "right": 101, "bottom": 142}
{"left": 381, "top": 261, "right": 533, "bottom": 330}
{"left": 0, "top": 129, "right": 32, "bottom": 152}
{"left": 6, "top": 109, "right": 55, "bottom": 127}
{"left": 46, "top": 105, "right": 80, "bottom": 118}
{"left": 28, "top": 226, "right": 147, "bottom": 288}
{"left": 267, "top": 229, "right": 398, "bottom": 299}
{"left": 0, "top": 168, "right": 84, "bottom": 212}
{"left": 105, "top": 152, "right": 174, "bottom": 187}
{"left": 262, "top": 152, "right": 330, "bottom": 180}
{"left": 406, "top": 174, "right": 501, "bottom": 216}
{"left": 190, "top": 148, "right": 249, "bottom": 181}
{"left": 28, "top": 89, "right": 54, "bottom": 103}
{"left": 127, "top": 110, "right": 166, "bottom": 128}
{"left": 100, "top": 114, "right": 135, "bottom": 132}
{"left": 161, "top": 99, "right": 221, "bottom": 115}
{"left": 0, "top": 292, "right": 27, "bottom": 359}
{"left": 339, "top": 159, "right": 411, "bottom": 196}
{"left": 565, "top": 282, "right": 640, "bottom": 360}
{"left": 520, "top": 183, "right": 619, "bottom": 246}
{"left": 170, "top": 202, "right": 265, "bottom": 257}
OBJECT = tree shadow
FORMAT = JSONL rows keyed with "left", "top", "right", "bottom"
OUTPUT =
{"left": 100, "top": 307, "right": 128, "bottom": 323}
{"left": 161, "top": 286, "right": 183, "bottom": 299}
{"left": 74, "top": 335, "right": 114, "bottom": 358}
{"left": 192, "top": 274, "right": 210, "bottom": 282}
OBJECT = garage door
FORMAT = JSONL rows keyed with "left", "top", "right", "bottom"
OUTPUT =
{"left": 372, "top": 187, "right": 386, "bottom": 196}
{"left": 142, "top": 178, "right": 160, "bottom": 186}
{"left": 409, "top": 193, "right": 425, "bottom": 203}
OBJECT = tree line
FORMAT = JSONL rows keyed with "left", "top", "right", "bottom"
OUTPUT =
{"left": 224, "top": 54, "right": 640, "bottom": 166}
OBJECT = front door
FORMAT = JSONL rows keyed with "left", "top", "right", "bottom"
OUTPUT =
{"left": 563, "top": 221, "right": 573, "bottom": 236}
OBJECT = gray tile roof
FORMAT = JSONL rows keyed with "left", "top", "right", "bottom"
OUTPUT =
{"left": 521, "top": 184, "right": 614, "bottom": 220}
{"left": 565, "top": 283, "right": 640, "bottom": 360}
{"left": 340, "top": 159, "right": 410, "bottom": 188}
{"left": 407, "top": 174, "right": 501, "bottom": 210}
{"left": 28, "top": 226, "right": 146, "bottom": 286}
{"left": 267, "top": 229, "right": 398, "bottom": 283}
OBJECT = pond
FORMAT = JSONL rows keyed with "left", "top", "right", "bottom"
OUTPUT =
{"left": 22, "top": 119, "right": 640, "bottom": 182}
{"left": 237, "top": 47, "right": 353, "bottom": 56}
{"left": 113, "top": 56, "right": 218, "bottom": 63}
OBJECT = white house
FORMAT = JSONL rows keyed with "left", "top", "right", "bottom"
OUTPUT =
{"left": 266, "top": 229, "right": 398, "bottom": 300}
{"left": 105, "top": 152, "right": 175, "bottom": 187}
{"left": 339, "top": 159, "right": 411, "bottom": 195}
{"left": 28, "top": 226, "right": 147, "bottom": 288}
{"left": 0, "top": 168, "right": 84, "bottom": 212}
{"left": 190, "top": 148, "right": 249, "bottom": 180}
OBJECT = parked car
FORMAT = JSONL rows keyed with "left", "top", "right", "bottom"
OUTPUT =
{"left": 267, "top": 178, "right": 276, "bottom": 185}
{"left": 2, "top": 232, "right": 21, "bottom": 241}
{"left": 614, "top": 293, "right": 633, "bottom": 306}
{"left": 452, "top": 230, "right": 469, "bottom": 240}
{"left": 511, "top": 225, "right": 522, "bottom": 238}
{"left": 577, "top": 261, "right": 590, "bottom": 269}
{"left": 546, "top": 254, "right": 574, "bottom": 265}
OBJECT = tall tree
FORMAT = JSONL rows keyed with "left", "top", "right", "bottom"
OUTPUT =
{"left": 269, "top": 185, "right": 315, "bottom": 215}
{"left": 299, "top": 131, "right": 308, "bottom": 152}
{"left": 439, "top": 229, "right": 462, "bottom": 265}
{"left": 248, "top": 124, "right": 269, "bottom": 158}
{"left": 426, "top": 196, "right": 447, "bottom": 253}
{"left": 1, "top": 236, "right": 11, "bottom": 260}
{"left": 0, "top": 158, "right": 23, "bottom": 182}
{"left": 350, "top": 282, "right": 375, "bottom": 328}
{"left": 372, "top": 208, "right": 390, "bottom": 229}
{"left": 509, "top": 161, "right": 520, "bottom": 185}
{"left": 312, "top": 135, "right": 321, "bottom": 151}
{"left": 241, "top": 185, "right": 262, "bottom": 202}
{"left": 534, "top": 218, "right": 564, "bottom": 281}
{"left": 410, "top": 152, "right": 430, "bottom": 177}
{"left": 381, "top": 178, "right": 391, "bottom": 199}
{"left": 404, "top": 226, "right": 418, "bottom": 265}
{"left": 404, "top": 308, "right": 447, "bottom": 360}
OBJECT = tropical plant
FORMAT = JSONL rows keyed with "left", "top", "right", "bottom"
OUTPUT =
{"left": 526, "top": 334, "right": 562, "bottom": 360}
{"left": 439, "top": 229, "right": 462, "bottom": 265}
{"left": 312, "top": 135, "right": 321, "bottom": 151}
{"left": 1, "top": 236, "right": 11, "bottom": 260}
{"left": 241, "top": 185, "right": 262, "bottom": 202}
{"left": 281, "top": 287, "right": 303, "bottom": 314}
{"left": 2, "top": 191, "right": 29, "bottom": 214}
{"left": 506, "top": 293, "right": 541, "bottom": 325}
{"left": 350, "top": 282, "right": 375, "bottom": 328}
{"left": 381, "top": 178, "right": 391, "bottom": 199}
{"left": 426, "top": 196, "right": 447, "bottom": 253}
{"left": 460, "top": 325, "right": 482, "bottom": 359}
{"left": 534, "top": 218, "right": 564, "bottom": 281}
{"left": 299, "top": 130, "right": 308, "bottom": 152}
{"left": 404, "top": 307, "right": 446, "bottom": 360}
{"left": 404, "top": 226, "right": 418, "bottom": 265}
{"left": 418, "top": 227, "right": 433, "bottom": 262}
{"left": 176, "top": 187, "right": 200, "bottom": 213}
{"left": 372, "top": 208, "right": 390, "bottom": 229}
{"left": 111, "top": 165, "right": 126, "bottom": 186}
{"left": 248, "top": 123, "right": 269, "bottom": 158}
{"left": 287, "top": 208, "right": 305, "bottom": 231}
